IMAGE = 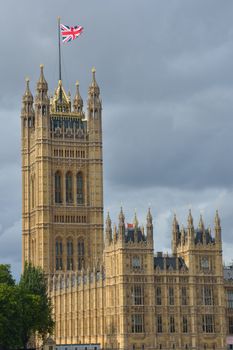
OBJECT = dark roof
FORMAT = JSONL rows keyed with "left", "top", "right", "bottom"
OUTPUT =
{"left": 154, "top": 255, "right": 187, "bottom": 271}
{"left": 194, "top": 229, "right": 215, "bottom": 244}
{"left": 125, "top": 228, "right": 146, "bottom": 243}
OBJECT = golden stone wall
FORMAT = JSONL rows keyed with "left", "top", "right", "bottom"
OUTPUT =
{"left": 21, "top": 67, "right": 230, "bottom": 350}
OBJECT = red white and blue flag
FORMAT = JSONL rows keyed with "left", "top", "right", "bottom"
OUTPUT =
{"left": 60, "top": 24, "right": 84, "bottom": 43}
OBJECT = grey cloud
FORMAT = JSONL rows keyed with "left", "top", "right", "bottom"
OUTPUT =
{"left": 0, "top": 0, "right": 233, "bottom": 278}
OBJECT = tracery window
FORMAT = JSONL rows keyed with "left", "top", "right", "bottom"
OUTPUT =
{"left": 132, "top": 285, "right": 144, "bottom": 305}
{"left": 78, "top": 239, "right": 85, "bottom": 270}
{"left": 203, "top": 286, "right": 213, "bottom": 305}
{"left": 66, "top": 171, "right": 73, "bottom": 203}
{"left": 67, "top": 239, "right": 73, "bottom": 270}
{"left": 55, "top": 238, "right": 63, "bottom": 270}
{"left": 202, "top": 314, "right": 214, "bottom": 333}
{"left": 77, "top": 172, "right": 84, "bottom": 204}
{"left": 55, "top": 171, "right": 62, "bottom": 203}
{"left": 131, "top": 314, "right": 144, "bottom": 333}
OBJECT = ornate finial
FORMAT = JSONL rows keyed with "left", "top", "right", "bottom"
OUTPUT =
{"left": 118, "top": 207, "right": 125, "bottom": 224}
{"left": 133, "top": 210, "right": 138, "bottom": 228}
{"left": 198, "top": 214, "right": 205, "bottom": 231}
{"left": 25, "top": 77, "right": 30, "bottom": 83}
{"left": 147, "top": 207, "right": 153, "bottom": 224}
{"left": 40, "top": 63, "right": 44, "bottom": 69}
{"left": 215, "top": 210, "right": 221, "bottom": 227}
{"left": 187, "top": 209, "right": 193, "bottom": 227}
{"left": 92, "top": 67, "right": 96, "bottom": 74}
{"left": 76, "top": 80, "right": 79, "bottom": 87}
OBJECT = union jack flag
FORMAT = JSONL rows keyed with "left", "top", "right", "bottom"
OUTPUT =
{"left": 60, "top": 24, "right": 84, "bottom": 43}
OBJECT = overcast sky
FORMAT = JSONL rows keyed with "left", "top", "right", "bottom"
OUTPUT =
{"left": 0, "top": 0, "right": 233, "bottom": 279}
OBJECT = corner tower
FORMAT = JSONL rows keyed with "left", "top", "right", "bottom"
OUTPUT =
{"left": 21, "top": 66, "right": 104, "bottom": 273}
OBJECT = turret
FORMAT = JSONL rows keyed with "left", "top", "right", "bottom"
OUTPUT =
{"left": 214, "top": 210, "right": 222, "bottom": 245}
{"left": 105, "top": 212, "right": 112, "bottom": 245}
{"left": 146, "top": 208, "right": 154, "bottom": 244}
{"left": 21, "top": 78, "right": 34, "bottom": 127}
{"left": 172, "top": 213, "right": 179, "bottom": 254}
{"left": 73, "top": 81, "right": 84, "bottom": 114}
{"left": 87, "top": 68, "right": 102, "bottom": 142}
{"left": 35, "top": 65, "right": 49, "bottom": 105}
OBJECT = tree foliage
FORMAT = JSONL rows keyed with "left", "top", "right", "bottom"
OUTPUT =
{"left": 0, "top": 264, "right": 15, "bottom": 286}
{"left": 0, "top": 263, "right": 54, "bottom": 350}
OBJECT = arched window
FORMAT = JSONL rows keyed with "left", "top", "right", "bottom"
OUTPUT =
{"left": 55, "top": 171, "right": 62, "bottom": 203}
{"left": 55, "top": 238, "right": 63, "bottom": 270}
{"left": 67, "top": 239, "right": 73, "bottom": 270}
{"left": 66, "top": 171, "right": 73, "bottom": 203}
{"left": 78, "top": 239, "right": 85, "bottom": 270}
{"left": 77, "top": 172, "right": 84, "bottom": 204}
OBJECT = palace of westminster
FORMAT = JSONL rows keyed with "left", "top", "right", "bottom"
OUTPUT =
{"left": 21, "top": 65, "right": 233, "bottom": 350}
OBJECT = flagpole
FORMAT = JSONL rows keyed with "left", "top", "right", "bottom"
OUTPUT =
{"left": 58, "top": 16, "right": 62, "bottom": 82}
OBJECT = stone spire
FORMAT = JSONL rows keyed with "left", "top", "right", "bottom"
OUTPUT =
{"left": 133, "top": 211, "right": 139, "bottom": 243}
{"left": 87, "top": 67, "right": 101, "bottom": 109}
{"left": 214, "top": 210, "right": 222, "bottom": 244}
{"left": 198, "top": 214, "right": 205, "bottom": 232}
{"left": 172, "top": 213, "right": 179, "bottom": 253}
{"left": 187, "top": 209, "right": 194, "bottom": 245}
{"left": 105, "top": 212, "right": 112, "bottom": 245}
{"left": 118, "top": 207, "right": 125, "bottom": 242}
{"left": 73, "top": 81, "right": 83, "bottom": 113}
{"left": 146, "top": 208, "right": 153, "bottom": 244}
{"left": 35, "top": 65, "right": 49, "bottom": 113}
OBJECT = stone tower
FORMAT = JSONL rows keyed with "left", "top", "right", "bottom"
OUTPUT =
{"left": 21, "top": 66, "right": 104, "bottom": 273}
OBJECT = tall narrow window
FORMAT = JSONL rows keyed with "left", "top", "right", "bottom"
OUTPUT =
{"left": 182, "top": 316, "right": 188, "bottom": 333}
{"left": 66, "top": 172, "right": 73, "bottom": 203}
{"left": 228, "top": 291, "right": 233, "bottom": 309}
{"left": 132, "top": 285, "right": 144, "bottom": 305}
{"left": 67, "top": 239, "right": 73, "bottom": 270}
{"left": 229, "top": 316, "right": 233, "bottom": 334}
{"left": 181, "top": 286, "right": 187, "bottom": 305}
{"left": 77, "top": 172, "right": 84, "bottom": 204}
{"left": 55, "top": 239, "right": 63, "bottom": 270}
{"left": 157, "top": 315, "right": 163, "bottom": 333}
{"left": 202, "top": 314, "right": 214, "bottom": 333}
{"left": 169, "top": 287, "right": 174, "bottom": 305}
{"left": 131, "top": 314, "right": 144, "bottom": 333}
{"left": 78, "top": 239, "right": 85, "bottom": 270}
{"left": 156, "top": 286, "right": 162, "bottom": 305}
{"left": 203, "top": 286, "right": 213, "bottom": 305}
{"left": 170, "top": 316, "right": 175, "bottom": 333}
{"left": 55, "top": 171, "right": 62, "bottom": 203}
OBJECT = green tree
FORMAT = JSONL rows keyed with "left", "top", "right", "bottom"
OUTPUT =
{"left": 0, "top": 264, "right": 15, "bottom": 286}
{"left": 0, "top": 284, "right": 22, "bottom": 350}
{"left": 0, "top": 264, "right": 54, "bottom": 350}
{"left": 19, "top": 263, "right": 54, "bottom": 346}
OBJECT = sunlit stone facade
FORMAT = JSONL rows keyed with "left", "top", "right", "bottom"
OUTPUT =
{"left": 21, "top": 66, "right": 232, "bottom": 349}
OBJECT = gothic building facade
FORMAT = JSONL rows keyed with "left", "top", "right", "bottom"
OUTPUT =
{"left": 21, "top": 66, "right": 233, "bottom": 350}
